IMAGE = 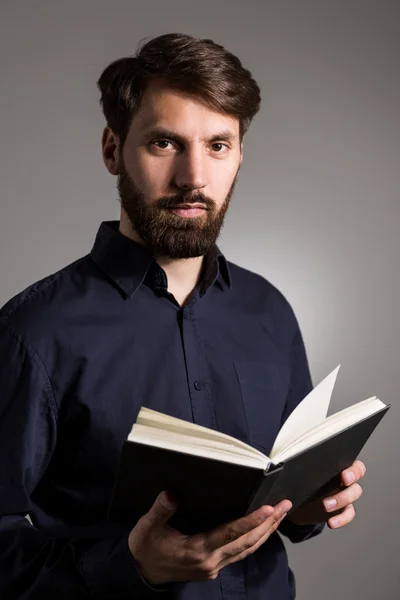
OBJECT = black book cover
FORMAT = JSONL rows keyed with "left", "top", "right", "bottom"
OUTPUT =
{"left": 108, "top": 405, "right": 389, "bottom": 534}
{"left": 108, "top": 442, "right": 278, "bottom": 534}
{"left": 246, "top": 405, "right": 389, "bottom": 514}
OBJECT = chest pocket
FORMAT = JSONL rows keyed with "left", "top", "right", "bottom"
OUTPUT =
{"left": 234, "top": 360, "right": 290, "bottom": 455}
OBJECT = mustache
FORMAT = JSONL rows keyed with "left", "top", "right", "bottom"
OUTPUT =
{"left": 156, "top": 193, "right": 215, "bottom": 210}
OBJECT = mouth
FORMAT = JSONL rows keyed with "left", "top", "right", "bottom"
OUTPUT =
{"left": 167, "top": 204, "right": 208, "bottom": 218}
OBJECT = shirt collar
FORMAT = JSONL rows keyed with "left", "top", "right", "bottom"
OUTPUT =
{"left": 89, "top": 221, "right": 232, "bottom": 298}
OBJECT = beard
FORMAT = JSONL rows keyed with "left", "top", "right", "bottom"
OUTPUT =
{"left": 117, "top": 159, "right": 239, "bottom": 259}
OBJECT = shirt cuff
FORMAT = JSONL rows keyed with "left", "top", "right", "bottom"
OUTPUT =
{"left": 80, "top": 534, "right": 169, "bottom": 598}
{"left": 278, "top": 518, "right": 325, "bottom": 544}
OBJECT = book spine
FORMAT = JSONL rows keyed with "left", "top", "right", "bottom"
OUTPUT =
{"left": 245, "top": 464, "right": 284, "bottom": 515}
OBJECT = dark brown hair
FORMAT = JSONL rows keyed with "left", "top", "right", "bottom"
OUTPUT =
{"left": 97, "top": 33, "right": 261, "bottom": 147}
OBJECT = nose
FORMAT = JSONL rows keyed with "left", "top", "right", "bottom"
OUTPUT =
{"left": 173, "top": 148, "right": 207, "bottom": 192}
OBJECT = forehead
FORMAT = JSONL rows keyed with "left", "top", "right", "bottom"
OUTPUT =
{"left": 131, "top": 81, "right": 239, "bottom": 139}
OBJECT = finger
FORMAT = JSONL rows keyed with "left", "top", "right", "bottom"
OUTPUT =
{"left": 203, "top": 504, "right": 276, "bottom": 553}
{"left": 217, "top": 506, "right": 289, "bottom": 570}
{"left": 323, "top": 482, "right": 363, "bottom": 512}
{"left": 145, "top": 491, "right": 178, "bottom": 528}
{"left": 355, "top": 460, "right": 366, "bottom": 476}
{"left": 341, "top": 461, "right": 366, "bottom": 486}
{"left": 215, "top": 500, "right": 291, "bottom": 564}
{"left": 328, "top": 503, "right": 355, "bottom": 529}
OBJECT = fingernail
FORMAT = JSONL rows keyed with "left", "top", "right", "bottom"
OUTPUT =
{"left": 324, "top": 498, "right": 337, "bottom": 511}
{"left": 330, "top": 518, "right": 340, "bottom": 528}
{"left": 282, "top": 502, "right": 292, "bottom": 513}
{"left": 345, "top": 471, "right": 355, "bottom": 484}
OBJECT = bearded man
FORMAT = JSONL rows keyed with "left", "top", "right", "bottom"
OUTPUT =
{"left": 0, "top": 33, "right": 365, "bottom": 600}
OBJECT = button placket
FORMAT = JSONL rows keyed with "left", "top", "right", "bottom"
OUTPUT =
{"left": 180, "top": 304, "right": 213, "bottom": 427}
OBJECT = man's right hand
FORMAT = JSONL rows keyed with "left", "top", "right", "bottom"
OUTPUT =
{"left": 128, "top": 491, "right": 292, "bottom": 585}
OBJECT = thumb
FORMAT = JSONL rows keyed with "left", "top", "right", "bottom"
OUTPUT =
{"left": 146, "top": 491, "right": 178, "bottom": 527}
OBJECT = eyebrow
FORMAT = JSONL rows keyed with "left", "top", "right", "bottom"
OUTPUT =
{"left": 141, "top": 126, "right": 238, "bottom": 145}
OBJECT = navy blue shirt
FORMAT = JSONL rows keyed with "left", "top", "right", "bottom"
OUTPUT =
{"left": 0, "top": 221, "right": 323, "bottom": 600}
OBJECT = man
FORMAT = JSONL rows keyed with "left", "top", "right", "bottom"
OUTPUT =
{"left": 0, "top": 33, "right": 365, "bottom": 599}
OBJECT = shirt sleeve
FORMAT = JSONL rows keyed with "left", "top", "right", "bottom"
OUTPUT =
{"left": 276, "top": 311, "right": 325, "bottom": 544}
{"left": 0, "top": 322, "right": 167, "bottom": 598}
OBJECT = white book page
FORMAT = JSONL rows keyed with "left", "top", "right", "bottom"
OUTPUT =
{"left": 129, "top": 423, "right": 268, "bottom": 469}
{"left": 270, "top": 365, "right": 341, "bottom": 457}
{"left": 136, "top": 407, "right": 267, "bottom": 459}
{"left": 129, "top": 423, "right": 262, "bottom": 459}
{"left": 272, "top": 397, "right": 385, "bottom": 464}
{"left": 271, "top": 396, "right": 377, "bottom": 461}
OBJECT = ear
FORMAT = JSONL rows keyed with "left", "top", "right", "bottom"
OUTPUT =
{"left": 101, "top": 127, "right": 121, "bottom": 175}
{"left": 240, "top": 141, "right": 244, "bottom": 165}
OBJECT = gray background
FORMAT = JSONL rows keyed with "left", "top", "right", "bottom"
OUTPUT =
{"left": 1, "top": 1, "right": 399, "bottom": 598}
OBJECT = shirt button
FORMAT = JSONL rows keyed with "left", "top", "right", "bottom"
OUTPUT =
{"left": 194, "top": 380, "right": 205, "bottom": 391}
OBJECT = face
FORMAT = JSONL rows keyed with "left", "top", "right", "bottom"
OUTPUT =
{"left": 103, "top": 81, "right": 243, "bottom": 259}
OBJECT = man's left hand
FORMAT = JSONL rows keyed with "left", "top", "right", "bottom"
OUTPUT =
{"left": 286, "top": 460, "right": 366, "bottom": 529}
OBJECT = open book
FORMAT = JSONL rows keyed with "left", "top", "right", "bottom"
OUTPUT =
{"left": 108, "top": 366, "right": 389, "bottom": 533}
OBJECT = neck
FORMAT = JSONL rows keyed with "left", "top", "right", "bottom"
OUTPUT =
{"left": 119, "top": 210, "right": 204, "bottom": 306}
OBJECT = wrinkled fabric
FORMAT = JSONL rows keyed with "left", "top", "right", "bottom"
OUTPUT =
{"left": 0, "top": 221, "right": 323, "bottom": 599}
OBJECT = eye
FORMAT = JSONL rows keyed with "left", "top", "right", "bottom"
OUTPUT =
{"left": 211, "top": 143, "right": 229, "bottom": 153}
{"left": 151, "top": 140, "right": 176, "bottom": 151}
